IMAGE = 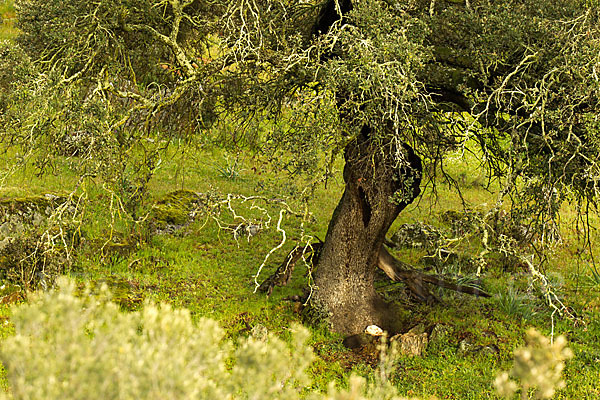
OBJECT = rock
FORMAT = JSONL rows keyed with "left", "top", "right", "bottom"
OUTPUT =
{"left": 407, "top": 324, "right": 426, "bottom": 335}
{"left": 0, "top": 194, "right": 68, "bottom": 238}
{"left": 390, "top": 325, "right": 428, "bottom": 357}
{"left": 152, "top": 190, "right": 206, "bottom": 234}
{"left": 0, "top": 194, "right": 74, "bottom": 287}
{"left": 458, "top": 338, "right": 499, "bottom": 356}
{"left": 479, "top": 344, "right": 500, "bottom": 355}
{"left": 440, "top": 209, "right": 482, "bottom": 236}
{"left": 232, "top": 222, "right": 262, "bottom": 240}
{"left": 429, "top": 323, "right": 452, "bottom": 345}
{"left": 365, "top": 325, "right": 384, "bottom": 336}
{"left": 32, "top": 212, "right": 45, "bottom": 227}
{"left": 458, "top": 338, "right": 475, "bottom": 354}
{"left": 247, "top": 223, "right": 261, "bottom": 236}
{"left": 153, "top": 190, "right": 203, "bottom": 225}
{"left": 250, "top": 324, "right": 268, "bottom": 341}
{"left": 0, "top": 219, "right": 24, "bottom": 238}
{"left": 390, "top": 223, "right": 444, "bottom": 249}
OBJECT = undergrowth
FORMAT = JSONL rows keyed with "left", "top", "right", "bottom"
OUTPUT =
{"left": 0, "top": 146, "right": 597, "bottom": 398}
{"left": 0, "top": 0, "right": 598, "bottom": 397}
{"left": 0, "top": 278, "right": 576, "bottom": 400}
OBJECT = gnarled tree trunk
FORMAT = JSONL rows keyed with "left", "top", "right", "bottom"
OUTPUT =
{"left": 312, "top": 127, "right": 422, "bottom": 335}
{"left": 307, "top": 0, "right": 423, "bottom": 335}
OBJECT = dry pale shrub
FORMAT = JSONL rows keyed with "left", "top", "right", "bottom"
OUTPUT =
{"left": 494, "top": 328, "right": 573, "bottom": 399}
{"left": 0, "top": 278, "right": 414, "bottom": 400}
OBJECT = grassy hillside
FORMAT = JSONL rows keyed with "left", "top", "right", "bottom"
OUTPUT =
{"left": 0, "top": 0, "right": 598, "bottom": 397}
{"left": 0, "top": 142, "right": 598, "bottom": 398}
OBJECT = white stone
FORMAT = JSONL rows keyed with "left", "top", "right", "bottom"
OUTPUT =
{"left": 365, "top": 325, "right": 384, "bottom": 336}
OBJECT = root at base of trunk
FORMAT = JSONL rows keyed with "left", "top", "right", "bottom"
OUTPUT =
{"left": 258, "top": 244, "right": 491, "bottom": 301}
{"left": 377, "top": 246, "right": 491, "bottom": 301}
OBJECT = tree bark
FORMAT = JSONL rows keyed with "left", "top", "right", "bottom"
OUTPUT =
{"left": 312, "top": 127, "right": 422, "bottom": 335}
{"left": 308, "top": 0, "right": 422, "bottom": 336}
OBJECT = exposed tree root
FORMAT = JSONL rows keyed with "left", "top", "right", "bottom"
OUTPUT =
{"left": 377, "top": 246, "right": 491, "bottom": 301}
{"left": 259, "top": 242, "right": 491, "bottom": 301}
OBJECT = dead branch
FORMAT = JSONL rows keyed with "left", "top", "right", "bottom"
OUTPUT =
{"left": 258, "top": 242, "right": 322, "bottom": 295}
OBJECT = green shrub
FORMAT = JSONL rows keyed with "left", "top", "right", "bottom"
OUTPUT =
{"left": 0, "top": 40, "right": 32, "bottom": 112}
{"left": 14, "top": 0, "right": 170, "bottom": 82}
{"left": 0, "top": 278, "right": 412, "bottom": 400}
{"left": 0, "top": 196, "right": 79, "bottom": 289}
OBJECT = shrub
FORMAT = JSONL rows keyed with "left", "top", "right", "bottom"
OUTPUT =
{"left": 14, "top": 0, "right": 170, "bottom": 83}
{"left": 0, "top": 278, "right": 573, "bottom": 399}
{"left": 494, "top": 329, "right": 573, "bottom": 399}
{"left": 0, "top": 278, "right": 412, "bottom": 400}
{"left": 0, "top": 40, "right": 32, "bottom": 112}
{"left": 0, "top": 196, "right": 79, "bottom": 289}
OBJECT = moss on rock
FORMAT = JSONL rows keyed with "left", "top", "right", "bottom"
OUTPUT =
{"left": 0, "top": 194, "right": 68, "bottom": 227}
{"left": 0, "top": 193, "right": 73, "bottom": 288}
{"left": 152, "top": 189, "right": 204, "bottom": 227}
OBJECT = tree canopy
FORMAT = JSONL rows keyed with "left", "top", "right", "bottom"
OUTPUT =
{"left": 2, "top": 0, "right": 600, "bottom": 333}
{"left": 4, "top": 0, "right": 599, "bottom": 205}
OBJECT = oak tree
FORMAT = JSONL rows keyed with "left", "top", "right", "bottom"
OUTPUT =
{"left": 4, "top": 0, "right": 600, "bottom": 334}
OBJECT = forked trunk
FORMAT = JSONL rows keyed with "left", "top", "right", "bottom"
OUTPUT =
{"left": 312, "top": 129, "right": 422, "bottom": 335}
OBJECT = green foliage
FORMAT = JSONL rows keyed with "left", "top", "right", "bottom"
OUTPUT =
{"left": 0, "top": 136, "right": 596, "bottom": 398}
{"left": 0, "top": 276, "right": 580, "bottom": 399}
{"left": 496, "top": 287, "right": 537, "bottom": 321}
{"left": 151, "top": 189, "right": 206, "bottom": 228}
{"left": 5, "top": 0, "right": 600, "bottom": 235}
{"left": 14, "top": 0, "right": 174, "bottom": 81}
{"left": 587, "top": 264, "right": 600, "bottom": 287}
{"left": 214, "top": 157, "right": 243, "bottom": 181}
{"left": 0, "top": 278, "right": 414, "bottom": 400}
{"left": 0, "top": 1, "right": 17, "bottom": 40}
{"left": 0, "top": 0, "right": 14, "bottom": 15}
{"left": 1, "top": 0, "right": 599, "bottom": 395}
{"left": 0, "top": 195, "right": 80, "bottom": 288}
{"left": 317, "top": 0, "right": 431, "bottom": 135}
{"left": 0, "top": 40, "right": 30, "bottom": 111}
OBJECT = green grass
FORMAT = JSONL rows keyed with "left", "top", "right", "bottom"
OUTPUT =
{"left": 0, "top": 141, "right": 598, "bottom": 398}
{"left": 0, "top": 0, "right": 17, "bottom": 41}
